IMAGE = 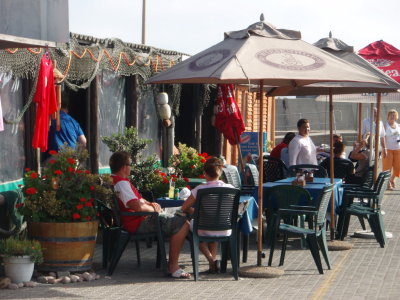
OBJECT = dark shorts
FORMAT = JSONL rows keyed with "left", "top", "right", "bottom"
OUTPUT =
{"left": 136, "top": 209, "right": 186, "bottom": 237}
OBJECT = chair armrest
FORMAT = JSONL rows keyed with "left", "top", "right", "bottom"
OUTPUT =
{"left": 277, "top": 208, "right": 318, "bottom": 216}
{"left": 120, "top": 211, "right": 159, "bottom": 217}
{"left": 288, "top": 205, "right": 316, "bottom": 211}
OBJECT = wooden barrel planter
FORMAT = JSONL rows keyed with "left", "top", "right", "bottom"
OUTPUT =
{"left": 28, "top": 221, "right": 99, "bottom": 272}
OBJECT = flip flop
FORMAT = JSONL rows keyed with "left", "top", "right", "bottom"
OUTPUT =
{"left": 170, "top": 268, "right": 191, "bottom": 279}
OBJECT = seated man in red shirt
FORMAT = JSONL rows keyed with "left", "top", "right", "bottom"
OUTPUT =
{"left": 109, "top": 151, "right": 190, "bottom": 279}
{"left": 270, "top": 132, "right": 295, "bottom": 159}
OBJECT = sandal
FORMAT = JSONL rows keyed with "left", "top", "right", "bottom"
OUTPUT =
{"left": 208, "top": 260, "right": 220, "bottom": 274}
{"left": 170, "top": 268, "right": 191, "bottom": 279}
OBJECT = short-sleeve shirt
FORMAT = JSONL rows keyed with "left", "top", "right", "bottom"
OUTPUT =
{"left": 384, "top": 122, "right": 400, "bottom": 150}
{"left": 288, "top": 134, "right": 317, "bottom": 166}
{"left": 48, "top": 111, "right": 84, "bottom": 152}
{"left": 112, "top": 174, "right": 145, "bottom": 233}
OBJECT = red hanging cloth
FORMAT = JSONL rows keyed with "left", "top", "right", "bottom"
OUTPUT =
{"left": 214, "top": 84, "right": 245, "bottom": 145}
{"left": 32, "top": 54, "right": 57, "bottom": 152}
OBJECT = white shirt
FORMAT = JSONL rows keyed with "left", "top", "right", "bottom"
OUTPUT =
{"left": 288, "top": 134, "right": 317, "bottom": 166}
{"left": 362, "top": 118, "right": 385, "bottom": 138}
{"left": 384, "top": 122, "right": 400, "bottom": 150}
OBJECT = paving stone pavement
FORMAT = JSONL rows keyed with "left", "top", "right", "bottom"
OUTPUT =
{"left": 1, "top": 184, "right": 400, "bottom": 300}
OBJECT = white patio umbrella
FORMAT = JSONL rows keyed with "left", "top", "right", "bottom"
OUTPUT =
{"left": 146, "top": 16, "right": 394, "bottom": 271}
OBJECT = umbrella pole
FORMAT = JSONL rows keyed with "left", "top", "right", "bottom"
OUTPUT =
{"left": 257, "top": 80, "right": 264, "bottom": 266}
{"left": 233, "top": 128, "right": 246, "bottom": 176}
{"left": 358, "top": 103, "right": 362, "bottom": 141}
{"left": 329, "top": 90, "right": 335, "bottom": 240}
{"left": 374, "top": 93, "right": 382, "bottom": 181}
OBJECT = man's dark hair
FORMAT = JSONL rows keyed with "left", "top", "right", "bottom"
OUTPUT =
{"left": 203, "top": 157, "right": 224, "bottom": 179}
{"left": 297, "top": 118, "right": 309, "bottom": 128}
{"left": 283, "top": 132, "right": 296, "bottom": 144}
{"left": 109, "top": 151, "right": 131, "bottom": 173}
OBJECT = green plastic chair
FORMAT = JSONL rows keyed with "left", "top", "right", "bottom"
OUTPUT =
{"left": 268, "top": 184, "right": 334, "bottom": 274}
{"left": 265, "top": 185, "right": 313, "bottom": 249}
{"left": 337, "top": 170, "right": 390, "bottom": 248}
{"left": 189, "top": 187, "right": 241, "bottom": 281}
{"left": 103, "top": 194, "right": 167, "bottom": 276}
{"left": 287, "top": 164, "right": 328, "bottom": 178}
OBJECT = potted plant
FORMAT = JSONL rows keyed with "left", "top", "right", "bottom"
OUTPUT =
{"left": 151, "top": 170, "right": 190, "bottom": 199}
{"left": 169, "top": 143, "right": 210, "bottom": 178}
{"left": 0, "top": 237, "right": 43, "bottom": 283}
{"left": 17, "top": 146, "right": 113, "bottom": 272}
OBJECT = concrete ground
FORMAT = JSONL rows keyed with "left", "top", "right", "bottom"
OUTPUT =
{"left": 1, "top": 182, "right": 400, "bottom": 300}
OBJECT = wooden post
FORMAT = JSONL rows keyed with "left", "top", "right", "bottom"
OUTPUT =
{"left": 358, "top": 103, "right": 362, "bottom": 141}
{"left": 89, "top": 76, "right": 99, "bottom": 174}
{"left": 329, "top": 90, "right": 335, "bottom": 240}
{"left": 374, "top": 93, "right": 382, "bottom": 181}
{"left": 257, "top": 80, "right": 264, "bottom": 266}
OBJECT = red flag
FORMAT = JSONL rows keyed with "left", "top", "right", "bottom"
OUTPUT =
{"left": 359, "top": 40, "right": 400, "bottom": 83}
{"left": 214, "top": 84, "right": 245, "bottom": 145}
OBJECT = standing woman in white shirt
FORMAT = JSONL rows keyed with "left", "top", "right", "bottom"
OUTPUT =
{"left": 288, "top": 118, "right": 318, "bottom": 166}
{"left": 382, "top": 109, "right": 400, "bottom": 189}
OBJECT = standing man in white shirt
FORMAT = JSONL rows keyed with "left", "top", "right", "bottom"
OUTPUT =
{"left": 288, "top": 119, "right": 318, "bottom": 166}
{"left": 362, "top": 107, "right": 387, "bottom": 158}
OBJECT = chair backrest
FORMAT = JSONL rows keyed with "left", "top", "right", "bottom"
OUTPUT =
{"left": 288, "top": 164, "right": 328, "bottom": 178}
{"left": 374, "top": 171, "right": 391, "bottom": 207}
{"left": 263, "top": 155, "right": 288, "bottom": 182}
{"left": 222, "top": 165, "right": 242, "bottom": 189}
{"left": 361, "top": 166, "right": 375, "bottom": 189}
{"left": 244, "top": 163, "right": 259, "bottom": 186}
{"left": 266, "top": 185, "right": 312, "bottom": 211}
{"left": 193, "top": 187, "right": 241, "bottom": 233}
{"left": 315, "top": 184, "right": 334, "bottom": 227}
{"left": 96, "top": 198, "right": 117, "bottom": 229}
{"left": 321, "top": 159, "right": 354, "bottom": 180}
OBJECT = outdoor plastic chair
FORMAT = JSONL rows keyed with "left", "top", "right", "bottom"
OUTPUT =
{"left": 337, "top": 171, "right": 390, "bottom": 247}
{"left": 287, "top": 164, "right": 328, "bottom": 178}
{"left": 263, "top": 156, "right": 288, "bottom": 182}
{"left": 189, "top": 187, "right": 241, "bottom": 281}
{"left": 265, "top": 185, "right": 313, "bottom": 253}
{"left": 243, "top": 163, "right": 259, "bottom": 186}
{"left": 104, "top": 194, "right": 167, "bottom": 276}
{"left": 268, "top": 184, "right": 334, "bottom": 274}
{"left": 319, "top": 158, "right": 355, "bottom": 180}
{"left": 222, "top": 164, "right": 255, "bottom": 196}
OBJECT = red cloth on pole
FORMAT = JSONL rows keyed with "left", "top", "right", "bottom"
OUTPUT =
{"left": 358, "top": 40, "right": 400, "bottom": 83}
{"left": 32, "top": 55, "right": 57, "bottom": 152}
{"left": 214, "top": 84, "right": 245, "bottom": 145}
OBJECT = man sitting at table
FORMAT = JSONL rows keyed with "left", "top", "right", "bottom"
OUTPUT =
{"left": 182, "top": 157, "right": 235, "bottom": 274}
{"left": 110, "top": 151, "right": 190, "bottom": 279}
{"left": 320, "top": 141, "right": 354, "bottom": 180}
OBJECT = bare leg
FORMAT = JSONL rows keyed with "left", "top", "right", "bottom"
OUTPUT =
{"left": 168, "top": 221, "right": 190, "bottom": 277}
{"left": 199, "top": 242, "right": 219, "bottom": 270}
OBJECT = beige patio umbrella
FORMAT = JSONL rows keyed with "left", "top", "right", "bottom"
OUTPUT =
{"left": 146, "top": 16, "right": 393, "bottom": 274}
{"left": 269, "top": 35, "right": 400, "bottom": 244}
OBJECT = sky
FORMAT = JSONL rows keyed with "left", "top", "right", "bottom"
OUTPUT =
{"left": 69, "top": 0, "right": 400, "bottom": 56}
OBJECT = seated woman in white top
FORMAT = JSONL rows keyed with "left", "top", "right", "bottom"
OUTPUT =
{"left": 182, "top": 157, "right": 234, "bottom": 274}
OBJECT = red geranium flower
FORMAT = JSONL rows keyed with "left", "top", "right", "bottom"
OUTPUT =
{"left": 24, "top": 168, "right": 30, "bottom": 172}
{"left": 89, "top": 198, "right": 94, "bottom": 202}
{"left": 54, "top": 170, "right": 62, "bottom": 175}
{"left": 183, "top": 177, "right": 189, "bottom": 182}
{"left": 186, "top": 185, "right": 191, "bottom": 190}
{"left": 76, "top": 170, "right": 83, "bottom": 174}
{"left": 200, "top": 158, "right": 206, "bottom": 163}
{"left": 49, "top": 159, "right": 56, "bottom": 164}
{"left": 89, "top": 185, "right": 95, "bottom": 191}
{"left": 67, "top": 167, "right": 74, "bottom": 173}
{"left": 30, "top": 172, "right": 38, "bottom": 179}
{"left": 15, "top": 203, "right": 24, "bottom": 209}
{"left": 162, "top": 177, "right": 169, "bottom": 184}
{"left": 85, "top": 170, "right": 90, "bottom": 174}
{"left": 49, "top": 150, "right": 58, "bottom": 156}
{"left": 25, "top": 187, "right": 37, "bottom": 195}
{"left": 85, "top": 216, "right": 92, "bottom": 221}
{"left": 199, "top": 174, "right": 205, "bottom": 179}
{"left": 72, "top": 213, "right": 81, "bottom": 220}
{"left": 76, "top": 204, "right": 84, "bottom": 210}
{"left": 79, "top": 197, "right": 86, "bottom": 202}
{"left": 160, "top": 172, "right": 167, "bottom": 177}
{"left": 67, "top": 158, "right": 76, "bottom": 165}
{"left": 190, "top": 165, "right": 196, "bottom": 169}
{"left": 85, "top": 201, "right": 93, "bottom": 207}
